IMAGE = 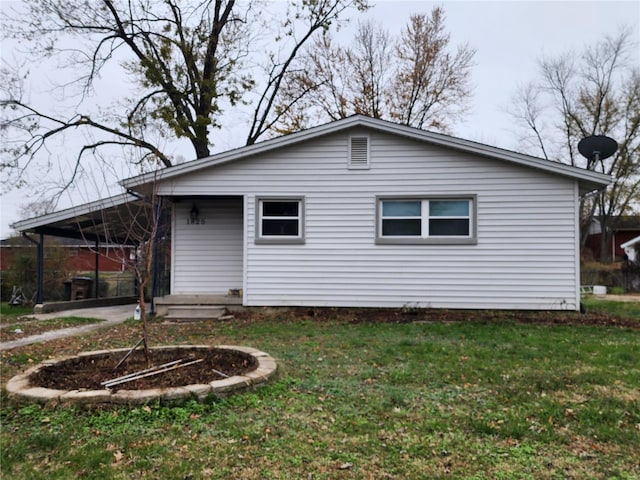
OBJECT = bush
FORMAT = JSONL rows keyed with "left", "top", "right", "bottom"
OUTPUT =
{"left": 582, "top": 261, "right": 620, "bottom": 287}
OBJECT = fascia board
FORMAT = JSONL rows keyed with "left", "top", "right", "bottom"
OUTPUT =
{"left": 10, "top": 193, "right": 136, "bottom": 232}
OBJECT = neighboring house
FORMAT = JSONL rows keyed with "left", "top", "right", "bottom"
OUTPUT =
{"left": 621, "top": 235, "right": 640, "bottom": 263}
{"left": 112, "top": 115, "right": 610, "bottom": 311}
{"left": 585, "top": 216, "right": 640, "bottom": 262}
{"left": 0, "top": 234, "right": 135, "bottom": 302}
{"left": 0, "top": 236, "right": 131, "bottom": 273}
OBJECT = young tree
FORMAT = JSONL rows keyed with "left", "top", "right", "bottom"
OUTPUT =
{"left": 273, "top": 7, "right": 475, "bottom": 133}
{"left": 86, "top": 185, "right": 167, "bottom": 364}
{"left": 511, "top": 28, "right": 640, "bottom": 259}
{"left": 0, "top": 0, "right": 368, "bottom": 194}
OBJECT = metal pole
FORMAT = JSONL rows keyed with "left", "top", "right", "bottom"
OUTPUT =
{"left": 94, "top": 239, "right": 100, "bottom": 298}
{"left": 37, "top": 233, "right": 44, "bottom": 304}
{"left": 21, "top": 233, "right": 44, "bottom": 304}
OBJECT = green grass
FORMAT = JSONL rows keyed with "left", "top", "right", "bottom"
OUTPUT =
{"left": 581, "top": 295, "right": 640, "bottom": 319}
{"left": 0, "top": 302, "right": 34, "bottom": 322}
{"left": 2, "top": 316, "right": 104, "bottom": 337}
{"left": 1, "top": 312, "right": 639, "bottom": 479}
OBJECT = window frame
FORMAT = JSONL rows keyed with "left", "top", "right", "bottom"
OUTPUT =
{"left": 375, "top": 195, "right": 477, "bottom": 245}
{"left": 255, "top": 196, "right": 305, "bottom": 244}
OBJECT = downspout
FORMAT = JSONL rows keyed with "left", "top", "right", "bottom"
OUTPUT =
{"left": 22, "top": 232, "right": 44, "bottom": 305}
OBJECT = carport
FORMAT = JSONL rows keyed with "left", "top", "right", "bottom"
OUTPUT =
{"left": 10, "top": 192, "right": 168, "bottom": 310}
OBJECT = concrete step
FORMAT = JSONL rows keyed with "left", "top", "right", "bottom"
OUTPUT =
{"left": 156, "top": 295, "right": 242, "bottom": 306}
{"left": 165, "top": 305, "right": 227, "bottom": 321}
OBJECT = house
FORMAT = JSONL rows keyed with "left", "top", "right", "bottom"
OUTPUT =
{"left": 621, "top": 235, "right": 640, "bottom": 263}
{"left": 115, "top": 115, "right": 610, "bottom": 311}
{"left": 0, "top": 235, "right": 131, "bottom": 273}
{"left": 585, "top": 216, "right": 640, "bottom": 262}
{"left": 12, "top": 116, "right": 611, "bottom": 310}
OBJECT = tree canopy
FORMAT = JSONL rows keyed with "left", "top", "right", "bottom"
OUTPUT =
{"left": 272, "top": 7, "right": 476, "bottom": 134}
{"left": 1, "top": 0, "right": 368, "bottom": 197}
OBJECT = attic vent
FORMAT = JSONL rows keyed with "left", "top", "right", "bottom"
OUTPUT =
{"left": 349, "top": 136, "right": 370, "bottom": 169}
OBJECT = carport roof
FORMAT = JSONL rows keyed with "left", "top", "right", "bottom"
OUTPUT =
{"left": 10, "top": 193, "right": 151, "bottom": 245}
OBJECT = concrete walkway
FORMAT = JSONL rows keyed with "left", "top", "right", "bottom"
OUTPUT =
{"left": 0, "top": 304, "right": 137, "bottom": 351}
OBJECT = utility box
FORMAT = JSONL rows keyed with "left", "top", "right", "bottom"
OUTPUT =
{"left": 63, "top": 279, "right": 72, "bottom": 301}
{"left": 71, "top": 277, "right": 93, "bottom": 300}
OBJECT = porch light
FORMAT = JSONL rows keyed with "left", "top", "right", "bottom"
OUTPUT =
{"left": 190, "top": 204, "right": 200, "bottom": 223}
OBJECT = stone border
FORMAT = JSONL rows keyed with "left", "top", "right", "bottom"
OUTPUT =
{"left": 5, "top": 345, "right": 277, "bottom": 407}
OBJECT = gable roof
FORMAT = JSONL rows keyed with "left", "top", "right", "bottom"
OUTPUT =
{"left": 122, "top": 115, "right": 611, "bottom": 195}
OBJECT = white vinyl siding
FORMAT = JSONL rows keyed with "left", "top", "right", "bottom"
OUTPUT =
{"left": 160, "top": 128, "right": 580, "bottom": 310}
{"left": 172, "top": 198, "right": 243, "bottom": 294}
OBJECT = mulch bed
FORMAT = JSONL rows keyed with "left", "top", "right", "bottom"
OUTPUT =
{"left": 29, "top": 347, "right": 258, "bottom": 391}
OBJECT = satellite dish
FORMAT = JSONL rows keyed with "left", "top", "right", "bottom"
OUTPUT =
{"left": 578, "top": 135, "right": 618, "bottom": 162}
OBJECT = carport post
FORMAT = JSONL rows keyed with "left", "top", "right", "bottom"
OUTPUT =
{"left": 94, "top": 238, "right": 100, "bottom": 298}
{"left": 37, "top": 233, "right": 44, "bottom": 304}
{"left": 21, "top": 233, "right": 44, "bottom": 304}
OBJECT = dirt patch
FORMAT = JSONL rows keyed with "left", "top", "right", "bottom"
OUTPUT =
{"left": 29, "top": 347, "right": 258, "bottom": 391}
{"left": 601, "top": 294, "right": 640, "bottom": 302}
{"left": 241, "top": 306, "right": 640, "bottom": 329}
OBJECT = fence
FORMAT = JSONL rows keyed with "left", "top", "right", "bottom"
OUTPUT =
{"left": 622, "top": 263, "right": 640, "bottom": 292}
{"left": 581, "top": 261, "right": 640, "bottom": 293}
{"left": 0, "top": 269, "right": 137, "bottom": 304}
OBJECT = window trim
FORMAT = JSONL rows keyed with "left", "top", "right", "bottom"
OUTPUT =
{"left": 255, "top": 196, "right": 305, "bottom": 244}
{"left": 375, "top": 195, "right": 477, "bottom": 245}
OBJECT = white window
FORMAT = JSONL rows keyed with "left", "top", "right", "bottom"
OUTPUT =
{"left": 256, "top": 197, "right": 305, "bottom": 244}
{"left": 376, "top": 196, "right": 476, "bottom": 245}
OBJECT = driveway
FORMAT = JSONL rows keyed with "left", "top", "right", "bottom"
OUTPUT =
{"left": 0, "top": 304, "right": 137, "bottom": 351}
{"left": 601, "top": 294, "right": 640, "bottom": 302}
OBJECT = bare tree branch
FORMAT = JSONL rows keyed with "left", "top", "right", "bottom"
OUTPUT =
{"left": 511, "top": 27, "right": 640, "bottom": 257}
{"left": 271, "top": 6, "right": 475, "bottom": 133}
{"left": 2, "top": 0, "right": 366, "bottom": 197}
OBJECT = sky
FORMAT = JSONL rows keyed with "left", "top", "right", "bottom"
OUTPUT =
{"left": 1, "top": 0, "right": 639, "bottom": 239}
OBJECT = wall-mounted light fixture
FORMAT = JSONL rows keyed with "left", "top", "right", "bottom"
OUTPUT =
{"left": 190, "top": 204, "right": 200, "bottom": 223}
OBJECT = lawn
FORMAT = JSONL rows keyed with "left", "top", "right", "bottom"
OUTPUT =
{"left": 581, "top": 295, "right": 640, "bottom": 320}
{"left": 0, "top": 302, "right": 34, "bottom": 323}
{"left": 1, "top": 302, "right": 105, "bottom": 339}
{"left": 1, "top": 306, "right": 638, "bottom": 479}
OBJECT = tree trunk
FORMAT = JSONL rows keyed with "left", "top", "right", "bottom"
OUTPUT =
{"left": 599, "top": 230, "right": 611, "bottom": 263}
{"left": 192, "top": 136, "right": 211, "bottom": 159}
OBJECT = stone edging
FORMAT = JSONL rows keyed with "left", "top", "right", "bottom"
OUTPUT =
{"left": 5, "top": 345, "right": 277, "bottom": 407}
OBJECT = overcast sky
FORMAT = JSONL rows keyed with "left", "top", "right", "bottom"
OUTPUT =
{"left": 1, "top": 0, "right": 639, "bottom": 238}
